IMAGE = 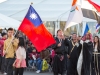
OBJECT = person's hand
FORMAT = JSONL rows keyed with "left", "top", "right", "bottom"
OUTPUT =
{"left": 43, "top": 58, "right": 45, "bottom": 60}
{"left": 80, "top": 40, "right": 83, "bottom": 45}
{"left": 12, "top": 39, "right": 15, "bottom": 44}
{"left": 12, "top": 38, "right": 19, "bottom": 44}
{"left": 3, "top": 50, "right": 6, "bottom": 56}
{"left": 62, "top": 35, "right": 65, "bottom": 40}
{"left": 67, "top": 55, "right": 70, "bottom": 59}
{"left": 3, "top": 51, "right": 5, "bottom": 57}
{"left": 16, "top": 63, "right": 20, "bottom": 68}
{"left": 58, "top": 43, "right": 61, "bottom": 47}
{"left": 13, "top": 63, "right": 15, "bottom": 67}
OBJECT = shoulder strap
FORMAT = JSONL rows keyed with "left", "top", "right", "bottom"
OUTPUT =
{"left": 69, "top": 41, "right": 76, "bottom": 55}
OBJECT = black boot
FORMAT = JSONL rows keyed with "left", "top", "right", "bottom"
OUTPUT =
{"left": 61, "top": 71, "right": 67, "bottom": 75}
{"left": 53, "top": 73, "right": 58, "bottom": 75}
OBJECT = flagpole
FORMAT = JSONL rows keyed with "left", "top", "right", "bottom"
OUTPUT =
{"left": 57, "top": 10, "right": 70, "bottom": 32}
{"left": 77, "top": 24, "right": 79, "bottom": 37}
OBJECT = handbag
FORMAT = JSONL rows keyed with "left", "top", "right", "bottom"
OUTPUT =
{"left": 42, "top": 59, "right": 48, "bottom": 71}
{"left": 14, "top": 59, "right": 26, "bottom": 68}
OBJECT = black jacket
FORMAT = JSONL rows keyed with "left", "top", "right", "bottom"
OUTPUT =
{"left": 52, "top": 37, "right": 69, "bottom": 54}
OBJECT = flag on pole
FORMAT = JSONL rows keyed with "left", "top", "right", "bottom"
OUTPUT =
{"left": 18, "top": 5, "right": 56, "bottom": 52}
{"left": 87, "top": 0, "right": 100, "bottom": 15}
{"left": 98, "top": 29, "right": 100, "bottom": 34}
{"left": 82, "top": 23, "right": 90, "bottom": 36}
{"left": 81, "top": 0, "right": 100, "bottom": 22}
{"left": 96, "top": 24, "right": 100, "bottom": 34}
{"left": 64, "top": 0, "right": 83, "bottom": 31}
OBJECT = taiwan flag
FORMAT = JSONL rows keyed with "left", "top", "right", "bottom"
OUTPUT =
{"left": 18, "top": 5, "right": 56, "bottom": 52}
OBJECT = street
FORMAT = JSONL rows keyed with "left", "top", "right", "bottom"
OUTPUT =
{"left": 0, "top": 71, "right": 53, "bottom": 75}
{"left": 23, "top": 71, "right": 52, "bottom": 75}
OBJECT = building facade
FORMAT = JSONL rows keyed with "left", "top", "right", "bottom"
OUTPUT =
{"left": 45, "top": 21, "right": 99, "bottom": 37}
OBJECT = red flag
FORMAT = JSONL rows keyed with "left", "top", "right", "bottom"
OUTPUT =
{"left": 87, "top": 0, "right": 100, "bottom": 13}
{"left": 18, "top": 5, "right": 56, "bottom": 52}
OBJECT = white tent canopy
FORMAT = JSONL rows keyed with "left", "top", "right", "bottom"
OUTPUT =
{"left": 0, "top": 0, "right": 99, "bottom": 22}
{"left": 0, "top": 13, "right": 21, "bottom": 28}
{"left": 0, "top": 0, "right": 71, "bottom": 21}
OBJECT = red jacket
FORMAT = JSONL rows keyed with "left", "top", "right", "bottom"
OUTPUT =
{"left": 29, "top": 52, "right": 37, "bottom": 59}
{"left": 0, "top": 38, "right": 6, "bottom": 56}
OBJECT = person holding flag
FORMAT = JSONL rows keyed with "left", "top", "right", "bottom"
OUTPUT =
{"left": 63, "top": 0, "right": 83, "bottom": 74}
{"left": 77, "top": 32, "right": 93, "bottom": 75}
{"left": 52, "top": 29, "right": 68, "bottom": 75}
{"left": 77, "top": 23, "right": 94, "bottom": 75}
{"left": 52, "top": 31, "right": 80, "bottom": 75}
{"left": 3, "top": 28, "right": 19, "bottom": 75}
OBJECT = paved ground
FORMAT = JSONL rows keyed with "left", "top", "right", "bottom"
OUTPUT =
{"left": 24, "top": 71, "right": 53, "bottom": 75}
{"left": 0, "top": 71, "right": 53, "bottom": 75}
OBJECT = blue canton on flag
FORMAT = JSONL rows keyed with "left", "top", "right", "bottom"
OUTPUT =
{"left": 25, "top": 5, "right": 43, "bottom": 27}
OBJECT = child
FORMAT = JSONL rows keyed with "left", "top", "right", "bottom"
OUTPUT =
{"left": 28, "top": 47, "right": 37, "bottom": 69}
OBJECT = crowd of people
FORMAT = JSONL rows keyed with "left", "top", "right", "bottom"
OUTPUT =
{"left": 0, "top": 28, "right": 100, "bottom": 75}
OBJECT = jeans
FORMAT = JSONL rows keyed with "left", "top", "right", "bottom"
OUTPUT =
{"left": 36, "top": 58, "right": 42, "bottom": 70}
{"left": 5, "top": 58, "right": 15, "bottom": 75}
{"left": 29, "top": 59, "right": 36, "bottom": 67}
{"left": 1, "top": 57, "right": 6, "bottom": 73}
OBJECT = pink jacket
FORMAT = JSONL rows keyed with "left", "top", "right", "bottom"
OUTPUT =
{"left": 0, "top": 38, "right": 6, "bottom": 56}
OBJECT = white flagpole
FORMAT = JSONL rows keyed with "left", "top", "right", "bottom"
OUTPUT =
{"left": 82, "top": 21, "right": 87, "bottom": 36}
{"left": 77, "top": 24, "right": 79, "bottom": 37}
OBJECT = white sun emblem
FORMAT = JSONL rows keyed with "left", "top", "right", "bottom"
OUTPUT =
{"left": 30, "top": 13, "right": 37, "bottom": 20}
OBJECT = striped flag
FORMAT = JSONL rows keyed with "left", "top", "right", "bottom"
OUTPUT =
{"left": 64, "top": 0, "right": 83, "bottom": 31}
{"left": 82, "top": 23, "right": 90, "bottom": 36}
{"left": 98, "top": 29, "right": 100, "bottom": 34}
{"left": 96, "top": 24, "right": 100, "bottom": 34}
{"left": 87, "top": 0, "right": 100, "bottom": 15}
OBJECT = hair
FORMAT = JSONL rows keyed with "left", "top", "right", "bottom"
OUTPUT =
{"left": 72, "top": 33, "right": 77, "bottom": 35}
{"left": 7, "top": 28, "right": 14, "bottom": 32}
{"left": 57, "top": 29, "right": 62, "bottom": 34}
{"left": 78, "top": 36, "right": 81, "bottom": 37}
{"left": 94, "top": 36, "right": 100, "bottom": 50}
{"left": 18, "top": 37, "right": 25, "bottom": 48}
{"left": 1, "top": 33, "right": 7, "bottom": 37}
